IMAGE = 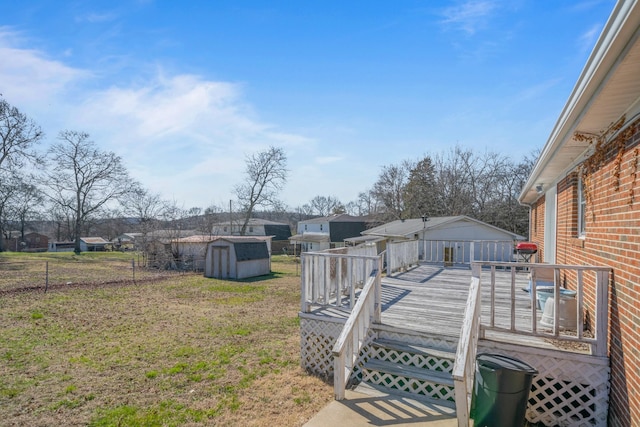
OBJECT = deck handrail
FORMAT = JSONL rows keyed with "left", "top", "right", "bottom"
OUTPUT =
{"left": 478, "top": 261, "right": 611, "bottom": 357}
{"left": 452, "top": 263, "right": 482, "bottom": 427}
{"left": 332, "top": 261, "right": 382, "bottom": 400}
{"left": 300, "top": 250, "right": 380, "bottom": 313}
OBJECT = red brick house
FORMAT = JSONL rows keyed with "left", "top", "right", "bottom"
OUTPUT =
{"left": 519, "top": 1, "right": 640, "bottom": 425}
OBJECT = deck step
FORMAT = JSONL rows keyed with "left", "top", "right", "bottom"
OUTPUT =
{"left": 362, "top": 359, "right": 455, "bottom": 388}
{"left": 373, "top": 338, "right": 455, "bottom": 361}
{"left": 353, "top": 381, "right": 457, "bottom": 411}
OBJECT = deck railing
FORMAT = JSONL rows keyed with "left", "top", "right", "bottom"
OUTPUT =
{"left": 386, "top": 240, "right": 419, "bottom": 275}
{"left": 452, "top": 264, "right": 482, "bottom": 427}
{"left": 421, "top": 240, "right": 515, "bottom": 266}
{"left": 478, "top": 262, "right": 611, "bottom": 357}
{"left": 332, "top": 264, "right": 382, "bottom": 400}
{"left": 300, "top": 250, "right": 381, "bottom": 313}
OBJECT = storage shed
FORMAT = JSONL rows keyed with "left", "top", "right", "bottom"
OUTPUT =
{"left": 204, "top": 238, "right": 270, "bottom": 279}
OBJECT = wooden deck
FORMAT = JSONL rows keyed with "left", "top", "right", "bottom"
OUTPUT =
{"left": 308, "top": 262, "right": 583, "bottom": 352}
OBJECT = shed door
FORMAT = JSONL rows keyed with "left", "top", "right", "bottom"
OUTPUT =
{"left": 211, "top": 247, "right": 230, "bottom": 279}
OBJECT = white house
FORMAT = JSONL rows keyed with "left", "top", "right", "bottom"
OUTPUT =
{"left": 363, "top": 215, "right": 525, "bottom": 264}
{"left": 291, "top": 214, "right": 369, "bottom": 251}
{"left": 211, "top": 219, "right": 291, "bottom": 240}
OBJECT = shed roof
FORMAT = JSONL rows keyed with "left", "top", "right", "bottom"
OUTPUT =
{"left": 233, "top": 241, "right": 270, "bottom": 261}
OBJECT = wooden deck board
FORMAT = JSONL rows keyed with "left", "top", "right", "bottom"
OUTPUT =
{"left": 306, "top": 263, "right": 577, "bottom": 351}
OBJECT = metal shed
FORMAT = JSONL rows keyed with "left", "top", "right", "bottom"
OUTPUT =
{"left": 204, "top": 238, "right": 270, "bottom": 279}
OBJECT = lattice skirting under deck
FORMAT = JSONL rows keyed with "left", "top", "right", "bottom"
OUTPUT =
{"left": 480, "top": 341, "right": 609, "bottom": 427}
{"left": 300, "top": 314, "right": 375, "bottom": 382}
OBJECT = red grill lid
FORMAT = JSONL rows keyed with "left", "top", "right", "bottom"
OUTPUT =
{"left": 516, "top": 242, "right": 538, "bottom": 251}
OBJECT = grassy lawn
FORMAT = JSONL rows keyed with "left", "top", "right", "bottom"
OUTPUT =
{"left": 0, "top": 253, "right": 332, "bottom": 426}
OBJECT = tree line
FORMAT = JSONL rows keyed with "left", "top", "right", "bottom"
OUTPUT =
{"left": 1, "top": 97, "right": 536, "bottom": 253}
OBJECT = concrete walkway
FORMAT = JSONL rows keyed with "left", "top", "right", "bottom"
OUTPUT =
{"left": 303, "top": 386, "right": 459, "bottom": 427}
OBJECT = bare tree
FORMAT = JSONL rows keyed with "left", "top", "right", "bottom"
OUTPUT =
{"left": 43, "top": 130, "right": 134, "bottom": 254}
{"left": 10, "top": 179, "right": 44, "bottom": 240}
{"left": 307, "top": 195, "right": 345, "bottom": 216}
{"left": 0, "top": 98, "right": 43, "bottom": 174}
{"left": 234, "top": 146, "right": 288, "bottom": 235}
{"left": 372, "top": 160, "right": 414, "bottom": 221}
{"left": 0, "top": 99, "right": 44, "bottom": 251}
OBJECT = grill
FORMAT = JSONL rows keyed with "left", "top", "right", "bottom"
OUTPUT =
{"left": 515, "top": 242, "right": 538, "bottom": 262}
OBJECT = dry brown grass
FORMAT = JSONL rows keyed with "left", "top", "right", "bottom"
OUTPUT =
{"left": 0, "top": 253, "right": 333, "bottom": 426}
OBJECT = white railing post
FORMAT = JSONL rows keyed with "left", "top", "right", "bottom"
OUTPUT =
{"left": 594, "top": 270, "right": 609, "bottom": 357}
{"left": 300, "top": 254, "right": 308, "bottom": 312}
{"left": 453, "top": 262, "right": 482, "bottom": 427}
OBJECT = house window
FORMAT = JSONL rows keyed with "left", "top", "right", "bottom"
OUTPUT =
{"left": 223, "top": 226, "right": 227, "bottom": 232}
{"left": 320, "top": 224, "right": 323, "bottom": 231}
{"left": 304, "top": 224, "right": 307, "bottom": 231}
{"left": 578, "top": 176, "right": 586, "bottom": 237}
{"left": 249, "top": 226, "right": 253, "bottom": 233}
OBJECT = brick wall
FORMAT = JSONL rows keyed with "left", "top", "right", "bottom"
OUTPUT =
{"left": 547, "top": 122, "right": 640, "bottom": 426}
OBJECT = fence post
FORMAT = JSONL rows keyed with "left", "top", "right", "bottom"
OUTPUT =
{"left": 132, "top": 259, "right": 136, "bottom": 283}
{"left": 45, "top": 261, "right": 49, "bottom": 293}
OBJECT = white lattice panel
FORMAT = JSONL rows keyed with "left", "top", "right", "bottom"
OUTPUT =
{"left": 361, "top": 369, "right": 455, "bottom": 402}
{"left": 300, "top": 317, "right": 344, "bottom": 376}
{"left": 371, "top": 346, "right": 453, "bottom": 374}
{"left": 481, "top": 342, "right": 609, "bottom": 427}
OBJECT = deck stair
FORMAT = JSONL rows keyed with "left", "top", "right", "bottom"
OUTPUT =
{"left": 358, "top": 337, "right": 457, "bottom": 408}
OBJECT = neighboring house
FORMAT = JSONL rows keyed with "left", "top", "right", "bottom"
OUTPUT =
{"left": 48, "top": 241, "right": 75, "bottom": 252}
{"left": 518, "top": 2, "right": 640, "bottom": 425}
{"left": 204, "top": 238, "right": 271, "bottom": 279}
{"left": 79, "top": 237, "right": 111, "bottom": 252}
{"left": 48, "top": 237, "right": 111, "bottom": 252}
{"left": 290, "top": 214, "right": 369, "bottom": 252}
{"left": 212, "top": 219, "right": 292, "bottom": 254}
{"left": 211, "top": 219, "right": 291, "bottom": 240}
{"left": 4, "top": 232, "right": 49, "bottom": 252}
{"left": 137, "top": 229, "right": 198, "bottom": 269}
{"left": 111, "top": 233, "right": 143, "bottom": 250}
{"left": 363, "top": 215, "right": 525, "bottom": 264}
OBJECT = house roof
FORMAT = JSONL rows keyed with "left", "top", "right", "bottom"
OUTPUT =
{"left": 80, "top": 237, "right": 110, "bottom": 244}
{"left": 520, "top": 1, "right": 640, "bottom": 204}
{"left": 172, "top": 235, "right": 218, "bottom": 244}
{"left": 213, "top": 218, "right": 289, "bottom": 226}
{"left": 207, "top": 236, "right": 273, "bottom": 244}
{"left": 299, "top": 214, "right": 368, "bottom": 224}
{"left": 344, "top": 235, "right": 386, "bottom": 244}
{"left": 363, "top": 216, "right": 525, "bottom": 240}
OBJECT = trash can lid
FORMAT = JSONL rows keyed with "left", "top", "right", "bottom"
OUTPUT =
{"left": 477, "top": 353, "right": 538, "bottom": 374}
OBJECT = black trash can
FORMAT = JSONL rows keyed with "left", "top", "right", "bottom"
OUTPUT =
{"left": 472, "top": 353, "right": 538, "bottom": 427}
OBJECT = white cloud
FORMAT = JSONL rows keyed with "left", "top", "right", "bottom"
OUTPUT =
{"left": 440, "top": 1, "right": 497, "bottom": 35}
{"left": 578, "top": 23, "right": 602, "bottom": 53}
{"left": 0, "top": 28, "right": 316, "bottom": 208}
{"left": 0, "top": 27, "right": 87, "bottom": 106}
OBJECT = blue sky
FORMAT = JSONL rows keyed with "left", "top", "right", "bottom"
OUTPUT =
{"left": 1, "top": 0, "right": 616, "bottom": 211}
